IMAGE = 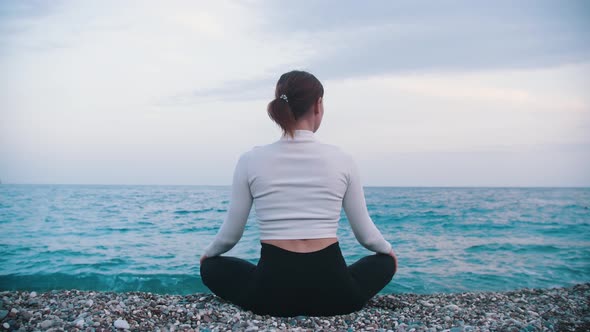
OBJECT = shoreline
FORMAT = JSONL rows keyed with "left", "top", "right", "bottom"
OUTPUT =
{"left": 0, "top": 284, "right": 587, "bottom": 331}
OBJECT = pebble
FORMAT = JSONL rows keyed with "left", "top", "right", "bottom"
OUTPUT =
{"left": 39, "top": 319, "right": 54, "bottom": 329}
{"left": 419, "top": 300, "right": 434, "bottom": 307}
{"left": 0, "top": 283, "right": 585, "bottom": 331}
{"left": 20, "top": 310, "right": 32, "bottom": 320}
{"left": 444, "top": 304, "right": 460, "bottom": 311}
{"left": 2, "top": 323, "right": 8, "bottom": 329}
{"left": 114, "top": 318, "right": 130, "bottom": 329}
{"left": 29, "top": 291, "right": 37, "bottom": 298}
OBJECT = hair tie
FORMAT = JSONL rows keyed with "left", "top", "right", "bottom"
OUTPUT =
{"left": 279, "top": 94, "right": 289, "bottom": 103}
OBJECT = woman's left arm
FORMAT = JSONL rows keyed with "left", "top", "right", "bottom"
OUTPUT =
{"left": 201, "top": 152, "right": 253, "bottom": 260}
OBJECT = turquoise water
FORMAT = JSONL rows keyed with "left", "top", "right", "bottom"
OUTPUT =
{"left": 0, "top": 185, "right": 588, "bottom": 295}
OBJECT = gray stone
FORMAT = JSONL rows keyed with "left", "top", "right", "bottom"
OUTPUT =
{"left": 19, "top": 310, "right": 32, "bottom": 320}
{"left": 39, "top": 320, "right": 55, "bottom": 329}
{"left": 444, "top": 304, "right": 460, "bottom": 311}
{"left": 114, "top": 319, "right": 130, "bottom": 329}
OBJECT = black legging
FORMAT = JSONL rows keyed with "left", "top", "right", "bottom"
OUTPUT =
{"left": 200, "top": 242, "right": 396, "bottom": 317}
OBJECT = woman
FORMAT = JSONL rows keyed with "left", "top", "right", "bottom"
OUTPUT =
{"left": 200, "top": 70, "right": 397, "bottom": 317}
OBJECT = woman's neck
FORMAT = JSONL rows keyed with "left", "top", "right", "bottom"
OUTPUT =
{"left": 292, "top": 118, "right": 316, "bottom": 132}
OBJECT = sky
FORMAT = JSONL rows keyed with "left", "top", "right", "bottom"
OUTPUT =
{"left": 0, "top": 0, "right": 589, "bottom": 186}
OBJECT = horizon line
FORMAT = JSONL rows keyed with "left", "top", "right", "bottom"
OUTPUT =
{"left": 1, "top": 183, "right": 589, "bottom": 189}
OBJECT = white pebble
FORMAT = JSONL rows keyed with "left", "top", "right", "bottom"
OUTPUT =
{"left": 445, "top": 304, "right": 460, "bottom": 311}
{"left": 30, "top": 291, "right": 37, "bottom": 298}
{"left": 3, "top": 323, "right": 9, "bottom": 329}
{"left": 75, "top": 319, "right": 84, "bottom": 328}
{"left": 114, "top": 319, "right": 130, "bottom": 329}
{"left": 86, "top": 299, "right": 94, "bottom": 307}
{"left": 419, "top": 300, "right": 434, "bottom": 307}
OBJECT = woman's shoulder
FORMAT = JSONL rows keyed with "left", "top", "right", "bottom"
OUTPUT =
{"left": 246, "top": 140, "right": 352, "bottom": 157}
{"left": 317, "top": 143, "right": 356, "bottom": 163}
{"left": 238, "top": 139, "right": 356, "bottom": 165}
{"left": 234, "top": 143, "right": 273, "bottom": 164}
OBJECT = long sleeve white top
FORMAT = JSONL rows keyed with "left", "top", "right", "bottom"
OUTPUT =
{"left": 203, "top": 129, "right": 392, "bottom": 257}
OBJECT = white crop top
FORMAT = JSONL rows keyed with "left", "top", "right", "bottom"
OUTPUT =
{"left": 203, "top": 129, "right": 392, "bottom": 257}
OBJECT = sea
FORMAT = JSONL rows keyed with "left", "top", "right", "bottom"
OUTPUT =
{"left": 0, "top": 185, "right": 588, "bottom": 295}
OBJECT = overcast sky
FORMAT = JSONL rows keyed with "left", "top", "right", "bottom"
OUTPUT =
{"left": 1, "top": 0, "right": 589, "bottom": 186}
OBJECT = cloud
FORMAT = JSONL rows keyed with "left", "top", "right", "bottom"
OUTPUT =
{"left": 0, "top": 1, "right": 316, "bottom": 112}
{"left": 158, "top": 76, "right": 276, "bottom": 106}
{"left": 0, "top": 1, "right": 588, "bottom": 185}
{"left": 258, "top": 1, "right": 590, "bottom": 79}
{"left": 160, "top": 0, "right": 590, "bottom": 104}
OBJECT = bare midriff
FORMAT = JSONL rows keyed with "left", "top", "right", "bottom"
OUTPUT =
{"left": 261, "top": 237, "right": 338, "bottom": 253}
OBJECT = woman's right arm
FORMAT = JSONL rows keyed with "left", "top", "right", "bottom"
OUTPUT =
{"left": 202, "top": 152, "right": 253, "bottom": 259}
{"left": 342, "top": 155, "right": 392, "bottom": 254}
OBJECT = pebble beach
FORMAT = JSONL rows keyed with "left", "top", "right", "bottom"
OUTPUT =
{"left": 0, "top": 283, "right": 587, "bottom": 332}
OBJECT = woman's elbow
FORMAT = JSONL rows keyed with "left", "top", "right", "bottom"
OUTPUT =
{"left": 357, "top": 235, "right": 380, "bottom": 250}
{"left": 217, "top": 236, "right": 239, "bottom": 249}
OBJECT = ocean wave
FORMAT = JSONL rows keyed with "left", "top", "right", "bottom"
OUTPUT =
{"left": 465, "top": 243, "right": 561, "bottom": 253}
{"left": 174, "top": 208, "right": 214, "bottom": 215}
{"left": 0, "top": 273, "right": 207, "bottom": 295}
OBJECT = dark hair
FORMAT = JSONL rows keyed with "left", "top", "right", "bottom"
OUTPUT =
{"left": 267, "top": 70, "right": 324, "bottom": 138}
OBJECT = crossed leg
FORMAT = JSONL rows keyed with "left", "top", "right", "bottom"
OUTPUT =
{"left": 200, "top": 253, "right": 396, "bottom": 315}
{"left": 200, "top": 256, "right": 256, "bottom": 308}
{"left": 348, "top": 253, "right": 397, "bottom": 304}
